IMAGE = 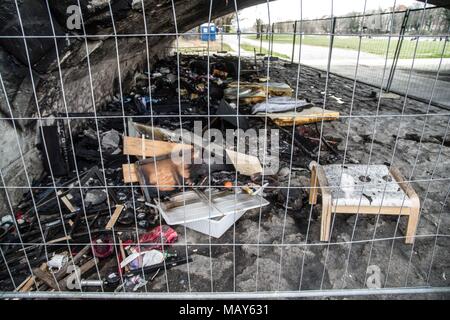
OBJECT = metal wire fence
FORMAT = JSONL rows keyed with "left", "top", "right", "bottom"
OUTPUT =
{"left": 251, "top": 5, "right": 450, "bottom": 107}
{"left": 0, "top": 0, "right": 449, "bottom": 299}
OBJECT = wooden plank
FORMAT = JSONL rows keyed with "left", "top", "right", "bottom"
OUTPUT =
{"left": 105, "top": 205, "right": 124, "bottom": 230}
{"left": 15, "top": 275, "right": 36, "bottom": 292}
{"left": 176, "top": 130, "right": 262, "bottom": 176}
{"left": 131, "top": 126, "right": 263, "bottom": 176}
{"left": 225, "top": 149, "right": 263, "bottom": 176}
{"left": 132, "top": 122, "right": 170, "bottom": 140}
{"left": 32, "top": 267, "right": 59, "bottom": 290}
{"left": 119, "top": 239, "right": 130, "bottom": 273}
{"left": 390, "top": 167, "right": 420, "bottom": 207}
{"left": 333, "top": 205, "right": 411, "bottom": 215}
{"left": 123, "top": 136, "right": 192, "bottom": 158}
{"left": 265, "top": 107, "right": 339, "bottom": 126}
{"left": 47, "top": 235, "right": 71, "bottom": 244}
{"left": 19, "top": 276, "right": 36, "bottom": 292}
{"left": 122, "top": 163, "right": 139, "bottom": 183}
{"left": 15, "top": 275, "right": 31, "bottom": 291}
{"left": 59, "top": 258, "right": 99, "bottom": 290}
{"left": 53, "top": 245, "right": 91, "bottom": 280}
{"left": 314, "top": 162, "right": 331, "bottom": 198}
{"left": 61, "top": 195, "right": 76, "bottom": 212}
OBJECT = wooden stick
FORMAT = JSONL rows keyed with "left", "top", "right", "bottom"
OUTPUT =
{"left": 47, "top": 235, "right": 72, "bottom": 244}
{"left": 15, "top": 275, "right": 36, "bottom": 292}
{"left": 61, "top": 195, "right": 77, "bottom": 213}
{"left": 119, "top": 239, "right": 130, "bottom": 273}
{"left": 105, "top": 205, "right": 125, "bottom": 230}
{"left": 20, "top": 276, "right": 36, "bottom": 292}
{"left": 32, "top": 268, "right": 59, "bottom": 290}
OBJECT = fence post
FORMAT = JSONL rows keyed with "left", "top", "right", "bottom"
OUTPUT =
{"left": 220, "top": 26, "right": 224, "bottom": 52}
{"left": 259, "top": 24, "right": 263, "bottom": 54}
{"left": 326, "top": 17, "right": 337, "bottom": 72}
{"left": 270, "top": 23, "right": 275, "bottom": 58}
{"left": 291, "top": 20, "right": 298, "bottom": 64}
{"left": 386, "top": 9, "right": 410, "bottom": 92}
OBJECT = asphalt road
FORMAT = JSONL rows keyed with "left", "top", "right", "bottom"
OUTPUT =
{"left": 223, "top": 35, "right": 450, "bottom": 107}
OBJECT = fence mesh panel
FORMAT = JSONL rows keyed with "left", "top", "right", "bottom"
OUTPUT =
{"left": 0, "top": 0, "right": 449, "bottom": 299}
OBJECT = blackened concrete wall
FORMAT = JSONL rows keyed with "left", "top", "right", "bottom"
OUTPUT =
{"left": 0, "top": 0, "right": 266, "bottom": 212}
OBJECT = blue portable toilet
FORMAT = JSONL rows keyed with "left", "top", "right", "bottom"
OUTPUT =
{"left": 200, "top": 23, "right": 216, "bottom": 41}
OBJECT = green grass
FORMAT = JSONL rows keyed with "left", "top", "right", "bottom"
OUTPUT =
{"left": 176, "top": 42, "right": 234, "bottom": 54}
{"left": 220, "top": 43, "right": 234, "bottom": 52}
{"left": 240, "top": 43, "right": 291, "bottom": 59}
{"left": 247, "top": 35, "right": 450, "bottom": 59}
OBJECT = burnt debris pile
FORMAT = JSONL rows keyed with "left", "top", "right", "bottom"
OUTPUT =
{"left": 0, "top": 54, "right": 344, "bottom": 293}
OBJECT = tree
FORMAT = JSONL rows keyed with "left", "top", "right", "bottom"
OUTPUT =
{"left": 255, "top": 18, "right": 263, "bottom": 39}
{"left": 439, "top": 8, "right": 450, "bottom": 34}
{"left": 213, "top": 13, "right": 235, "bottom": 33}
{"left": 345, "top": 12, "right": 361, "bottom": 33}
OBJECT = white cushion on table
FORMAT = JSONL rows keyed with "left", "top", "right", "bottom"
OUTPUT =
{"left": 321, "top": 164, "right": 412, "bottom": 208}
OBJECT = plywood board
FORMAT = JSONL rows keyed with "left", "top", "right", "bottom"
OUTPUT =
{"left": 263, "top": 107, "right": 339, "bottom": 126}
{"left": 225, "top": 149, "right": 263, "bottom": 176}
{"left": 123, "top": 136, "right": 192, "bottom": 158}
{"left": 122, "top": 163, "right": 139, "bottom": 183}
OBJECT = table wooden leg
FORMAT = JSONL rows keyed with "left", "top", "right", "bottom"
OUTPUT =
{"left": 390, "top": 166, "right": 421, "bottom": 244}
{"left": 309, "top": 165, "right": 318, "bottom": 205}
{"left": 320, "top": 194, "right": 332, "bottom": 242}
{"left": 405, "top": 207, "right": 419, "bottom": 244}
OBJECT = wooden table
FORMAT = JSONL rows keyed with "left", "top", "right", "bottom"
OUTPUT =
{"left": 308, "top": 161, "right": 420, "bottom": 244}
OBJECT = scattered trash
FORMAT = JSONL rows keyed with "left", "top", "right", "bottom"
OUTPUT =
{"left": 371, "top": 90, "right": 401, "bottom": 100}
{"left": 137, "top": 156, "right": 192, "bottom": 196}
{"left": 40, "top": 125, "right": 69, "bottom": 176}
{"left": 84, "top": 189, "right": 107, "bottom": 206}
{"left": 48, "top": 254, "right": 68, "bottom": 271}
{"left": 139, "top": 225, "right": 178, "bottom": 249}
{"left": 216, "top": 99, "right": 249, "bottom": 129}
{"left": 101, "top": 129, "right": 121, "bottom": 152}
{"left": 158, "top": 189, "right": 269, "bottom": 225}
{"left": 223, "top": 181, "right": 233, "bottom": 188}
{"left": 0, "top": 54, "right": 352, "bottom": 293}
{"left": 330, "top": 95, "right": 344, "bottom": 104}
{"left": 184, "top": 209, "right": 247, "bottom": 238}
{"left": 225, "top": 82, "right": 292, "bottom": 104}
{"left": 120, "top": 249, "right": 164, "bottom": 270}
{"left": 277, "top": 167, "right": 291, "bottom": 178}
{"left": 252, "top": 97, "right": 311, "bottom": 114}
